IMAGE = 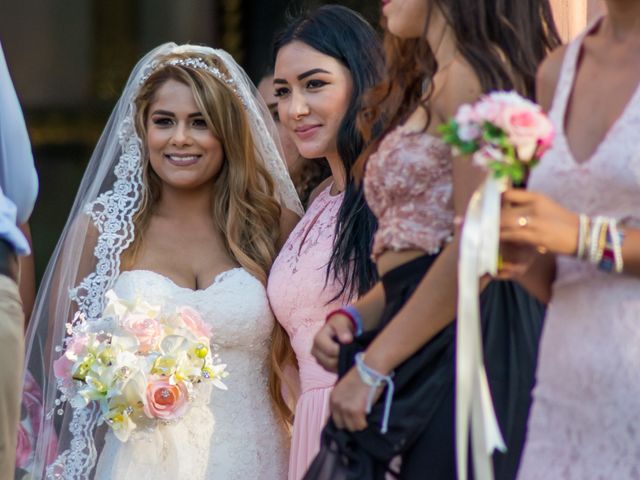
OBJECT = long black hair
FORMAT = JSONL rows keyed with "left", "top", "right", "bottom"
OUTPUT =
{"left": 273, "top": 5, "right": 384, "bottom": 300}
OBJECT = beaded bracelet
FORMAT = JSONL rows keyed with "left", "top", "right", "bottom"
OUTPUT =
{"left": 355, "top": 352, "right": 395, "bottom": 434}
{"left": 575, "top": 214, "right": 625, "bottom": 274}
{"left": 596, "top": 219, "right": 609, "bottom": 263}
{"left": 326, "top": 305, "right": 363, "bottom": 337}
{"left": 588, "top": 216, "right": 608, "bottom": 265}
{"left": 576, "top": 214, "right": 590, "bottom": 259}
{"left": 598, "top": 220, "right": 625, "bottom": 274}
{"left": 610, "top": 222, "right": 625, "bottom": 274}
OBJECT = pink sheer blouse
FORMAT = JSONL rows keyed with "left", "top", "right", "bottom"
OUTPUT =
{"left": 364, "top": 127, "right": 455, "bottom": 259}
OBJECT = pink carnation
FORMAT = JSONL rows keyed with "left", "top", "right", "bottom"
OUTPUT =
{"left": 143, "top": 377, "right": 190, "bottom": 420}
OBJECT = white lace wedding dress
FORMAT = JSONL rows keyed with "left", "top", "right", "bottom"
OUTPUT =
{"left": 94, "top": 268, "right": 289, "bottom": 479}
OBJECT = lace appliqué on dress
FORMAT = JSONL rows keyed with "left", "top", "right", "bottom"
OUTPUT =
{"left": 69, "top": 113, "right": 143, "bottom": 323}
{"left": 50, "top": 113, "right": 144, "bottom": 480}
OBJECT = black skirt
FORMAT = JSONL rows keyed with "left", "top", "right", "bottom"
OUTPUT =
{"left": 304, "top": 254, "right": 545, "bottom": 480}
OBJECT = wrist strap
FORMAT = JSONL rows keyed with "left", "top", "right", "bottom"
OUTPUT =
{"left": 355, "top": 352, "right": 395, "bottom": 434}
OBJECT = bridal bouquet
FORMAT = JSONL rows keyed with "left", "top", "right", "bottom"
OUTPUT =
{"left": 439, "top": 91, "right": 554, "bottom": 183}
{"left": 438, "top": 91, "right": 554, "bottom": 480}
{"left": 53, "top": 291, "right": 228, "bottom": 442}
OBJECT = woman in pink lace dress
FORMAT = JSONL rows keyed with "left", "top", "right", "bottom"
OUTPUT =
{"left": 266, "top": 6, "right": 383, "bottom": 480}
{"left": 500, "top": 2, "right": 640, "bottom": 477}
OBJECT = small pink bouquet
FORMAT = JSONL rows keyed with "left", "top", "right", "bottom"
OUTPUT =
{"left": 53, "top": 291, "right": 227, "bottom": 442}
{"left": 439, "top": 92, "right": 555, "bottom": 480}
{"left": 439, "top": 91, "right": 554, "bottom": 183}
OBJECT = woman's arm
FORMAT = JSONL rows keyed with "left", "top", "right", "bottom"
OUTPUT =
{"left": 494, "top": 45, "right": 568, "bottom": 302}
{"left": 329, "top": 180, "right": 478, "bottom": 430}
{"left": 501, "top": 189, "right": 640, "bottom": 278}
{"left": 312, "top": 282, "right": 386, "bottom": 372}
{"left": 498, "top": 245, "right": 556, "bottom": 304}
{"left": 329, "top": 62, "right": 488, "bottom": 431}
{"left": 620, "top": 229, "right": 640, "bottom": 276}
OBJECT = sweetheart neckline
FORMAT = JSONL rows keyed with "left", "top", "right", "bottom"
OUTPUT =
{"left": 118, "top": 267, "right": 246, "bottom": 293}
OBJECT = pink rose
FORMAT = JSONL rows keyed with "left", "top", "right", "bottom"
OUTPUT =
{"left": 122, "top": 313, "right": 162, "bottom": 353}
{"left": 178, "top": 306, "right": 211, "bottom": 340}
{"left": 500, "top": 106, "right": 554, "bottom": 160}
{"left": 143, "top": 377, "right": 190, "bottom": 420}
{"left": 535, "top": 127, "right": 555, "bottom": 158}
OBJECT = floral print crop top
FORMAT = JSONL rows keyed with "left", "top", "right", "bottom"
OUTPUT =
{"left": 364, "top": 127, "right": 455, "bottom": 260}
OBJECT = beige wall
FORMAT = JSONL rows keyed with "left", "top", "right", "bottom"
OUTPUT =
{"left": 551, "top": 0, "right": 607, "bottom": 42}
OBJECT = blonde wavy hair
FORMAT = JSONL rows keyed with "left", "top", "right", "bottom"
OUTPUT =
{"left": 125, "top": 52, "right": 295, "bottom": 425}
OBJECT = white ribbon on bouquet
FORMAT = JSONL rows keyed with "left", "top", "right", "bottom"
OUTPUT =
{"left": 455, "top": 174, "right": 508, "bottom": 480}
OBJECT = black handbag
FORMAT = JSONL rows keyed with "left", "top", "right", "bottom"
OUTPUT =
{"left": 304, "top": 318, "right": 457, "bottom": 480}
{"left": 304, "top": 278, "right": 544, "bottom": 480}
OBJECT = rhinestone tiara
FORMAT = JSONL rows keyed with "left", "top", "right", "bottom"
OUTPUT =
{"left": 139, "top": 56, "right": 245, "bottom": 106}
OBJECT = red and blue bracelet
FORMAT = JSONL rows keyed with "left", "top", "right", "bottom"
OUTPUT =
{"left": 326, "top": 305, "right": 364, "bottom": 336}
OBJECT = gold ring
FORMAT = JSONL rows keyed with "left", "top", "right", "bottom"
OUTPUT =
{"left": 517, "top": 216, "right": 529, "bottom": 228}
{"left": 536, "top": 246, "right": 548, "bottom": 254}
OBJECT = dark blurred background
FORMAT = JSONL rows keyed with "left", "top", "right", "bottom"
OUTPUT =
{"left": 0, "top": 0, "right": 381, "bottom": 283}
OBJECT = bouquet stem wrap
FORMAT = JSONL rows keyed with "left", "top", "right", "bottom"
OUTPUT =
{"left": 456, "top": 174, "right": 508, "bottom": 480}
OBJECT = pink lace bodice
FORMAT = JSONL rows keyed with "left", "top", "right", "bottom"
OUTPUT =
{"left": 517, "top": 24, "right": 640, "bottom": 480}
{"left": 268, "top": 185, "right": 347, "bottom": 393}
{"left": 364, "top": 127, "right": 454, "bottom": 259}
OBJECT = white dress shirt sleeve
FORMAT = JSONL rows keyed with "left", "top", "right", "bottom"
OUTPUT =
{"left": 0, "top": 42, "right": 38, "bottom": 225}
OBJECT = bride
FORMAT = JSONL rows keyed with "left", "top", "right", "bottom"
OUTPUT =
{"left": 18, "top": 44, "right": 302, "bottom": 479}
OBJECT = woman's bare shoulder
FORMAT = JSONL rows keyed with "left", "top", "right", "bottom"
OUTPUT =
{"left": 431, "top": 59, "right": 483, "bottom": 123}
{"left": 536, "top": 45, "right": 569, "bottom": 112}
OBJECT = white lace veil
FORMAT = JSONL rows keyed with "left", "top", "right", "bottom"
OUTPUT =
{"left": 18, "top": 43, "right": 302, "bottom": 479}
